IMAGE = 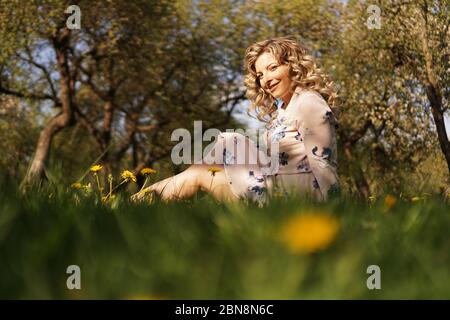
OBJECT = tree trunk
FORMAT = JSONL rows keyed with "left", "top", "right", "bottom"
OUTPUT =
{"left": 422, "top": 53, "right": 450, "bottom": 174}
{"left": 419, "top": 4, "right": 450, "bottom": 175}
{"left": 427, "top": 88, "right": 450, "bottom": 174}
{"left": 344, "top": 144, "right": 371, "bottom": 199}
{"left": 25, "top": 113, "right": 73, "bottom": 183}
{"left": 24, "top": 28, "right": 75, "bottom": 185}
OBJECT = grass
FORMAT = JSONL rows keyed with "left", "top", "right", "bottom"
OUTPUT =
{"left": 0, "top": 178, "right": 449, "bottom": 299}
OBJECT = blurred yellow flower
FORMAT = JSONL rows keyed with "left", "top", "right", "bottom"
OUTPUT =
{"left": 411, "top": 196, "right": 423, "bottom": 202}
{"left": 273, "top": 191, "right": 285, "bottom": 198}
{"left": 141, "top": 168, "right": 157, "bottom": 175}
{"left": 384, "top": 194, "right": 397, "bottom": 209}
{"left": 90, "top": 164, "right": 103, "bottom": 173}
{"left": 121, "top": 170, "right": 137, "bottom": 183}
{"left": 277, "top": 212, "right": 339, "bottom": 254}
{"left": 71, "top": 182, "right": 82, "bottom": 190}
{"left": 83, "top": 183, "right": 92, "bottom": 191}
{"left": 208, "top": 167, "right": 222, "bottom": 176}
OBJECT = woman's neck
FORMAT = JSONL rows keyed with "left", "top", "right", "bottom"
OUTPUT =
{"left": 281, "top": 92, "right": 293, "bottom": 107}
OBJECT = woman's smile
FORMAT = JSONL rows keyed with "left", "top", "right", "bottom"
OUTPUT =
{"left": 269, "top": 82, "right": 279, "bottom": 91}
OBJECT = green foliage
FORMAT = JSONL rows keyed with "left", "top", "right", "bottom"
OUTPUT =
{"left": 0, "top": 0, "right": 448, "bottom": 195}
{"left": 0, "top": 179, "right": 449, "bottom": 299}
{"left": 0, "top": 96, "right": 41, "bottom": 179}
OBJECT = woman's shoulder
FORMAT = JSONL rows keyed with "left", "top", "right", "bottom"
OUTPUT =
{"left": 296, "top": 88, "right": 328, "bottom": 106}
{"left": 286, "top": 87, "right": 330, "bottom": 118}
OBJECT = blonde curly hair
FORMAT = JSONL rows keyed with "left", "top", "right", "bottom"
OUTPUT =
{"left": 243, "top": 36, "right": 338, "bottom": 124}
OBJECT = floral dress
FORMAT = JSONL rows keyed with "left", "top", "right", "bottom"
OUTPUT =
{"left": 203, "top": 86, "right": 340, "bottom": 204}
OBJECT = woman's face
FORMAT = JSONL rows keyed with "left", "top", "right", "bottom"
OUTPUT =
{"left": 255, "top": 52, "right": 293, "bottom": 105}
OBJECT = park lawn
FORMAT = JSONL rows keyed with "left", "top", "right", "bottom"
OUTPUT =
{"left": 0, "top": 181, "right": 449, "bottom": 299}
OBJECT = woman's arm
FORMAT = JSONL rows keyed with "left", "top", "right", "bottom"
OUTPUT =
{"left": 287, "top": 92, "right": 340, "bottom": 200}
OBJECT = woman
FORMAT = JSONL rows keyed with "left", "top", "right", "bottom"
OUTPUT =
{"left": 132, "top": 36, "right": 339, "bottom": 203}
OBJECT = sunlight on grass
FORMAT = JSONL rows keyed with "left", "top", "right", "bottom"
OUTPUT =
{"left": 0, "top": 178, "right": 449, "bottom": 299}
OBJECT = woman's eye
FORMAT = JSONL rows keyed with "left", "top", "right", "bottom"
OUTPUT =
{"left": 270, "top": 65, "right": 277, "bottom": 71}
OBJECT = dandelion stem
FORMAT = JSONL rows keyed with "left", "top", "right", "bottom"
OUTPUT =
{"left": 110, "top": 179, "right": 128, "bottom": 194}
{"left": 108, "top": 178, "right": 113, "bottom": 199}
{"left": 139, "top": 177, "right": 149, "bottom": 193}
{"left": 95, "top": 173, "right": 103, "bottom": 197}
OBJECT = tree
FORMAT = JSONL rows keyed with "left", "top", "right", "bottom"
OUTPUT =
{"left": 328, "top": 0, "right": 449, "bottom": 196}
{"left": 0, "top": 0, "right": 248, "bottom": 185}
{"left": 0, "top": 95, "right": 40, "bottom": 180}
{"left": 0, "top": 1, "right": 79, "bottom": 184}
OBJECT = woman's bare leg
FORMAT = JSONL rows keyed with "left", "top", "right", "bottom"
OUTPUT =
{"left": 198, "top": 165, "right": 239, "bottom": 202}
{"left": 131, "top": 164, "right": 238, "bottom": 202}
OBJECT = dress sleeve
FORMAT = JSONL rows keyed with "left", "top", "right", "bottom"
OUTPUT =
{"left": 286, "top": 92, "right": 340, "bottom": 200}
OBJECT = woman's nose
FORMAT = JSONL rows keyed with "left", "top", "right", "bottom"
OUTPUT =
{"left": 262, "top": 79, "right": 273, "bottom": 90}
{"left": 260, "top": 75, "right": 271, "bottom": 88}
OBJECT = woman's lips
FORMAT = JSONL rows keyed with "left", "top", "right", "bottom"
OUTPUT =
{"left": 269, "top": 82, "right": 279, "bottom": 91}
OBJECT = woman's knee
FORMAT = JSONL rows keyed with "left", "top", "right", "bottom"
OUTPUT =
{"left": 184, "top": 164, "right": 208, "bottom": 187}
{"left": 189, "top": 164, "right": 224, "bottom": 190}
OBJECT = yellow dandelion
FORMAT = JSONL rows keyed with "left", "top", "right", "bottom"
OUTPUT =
{"left": 208, "top": 167, "right": 222, "bottom": 176}
{"left": 384, "top": 194, "right": 397, "bottom": 209}
{"left": 277, "top": 212, "right": 340, "bottom": 254}
{"left": 71, "top": 182, "right": 82, "bottom": 190}
{"left": 411, "top": 196, "right": 422, "bottom": 202}
{"left": 121, "top": 170, "right": 137, "bottom": 183}
{"left": 90, "top": 164, "right": 103, "bottom": 173}
{"left": 141, "top": 167, "right": 157, "bottom": 175}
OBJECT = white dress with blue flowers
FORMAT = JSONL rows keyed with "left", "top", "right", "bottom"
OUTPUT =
{"left": 203, "top": 86, "right": 340, "bottom": 204}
